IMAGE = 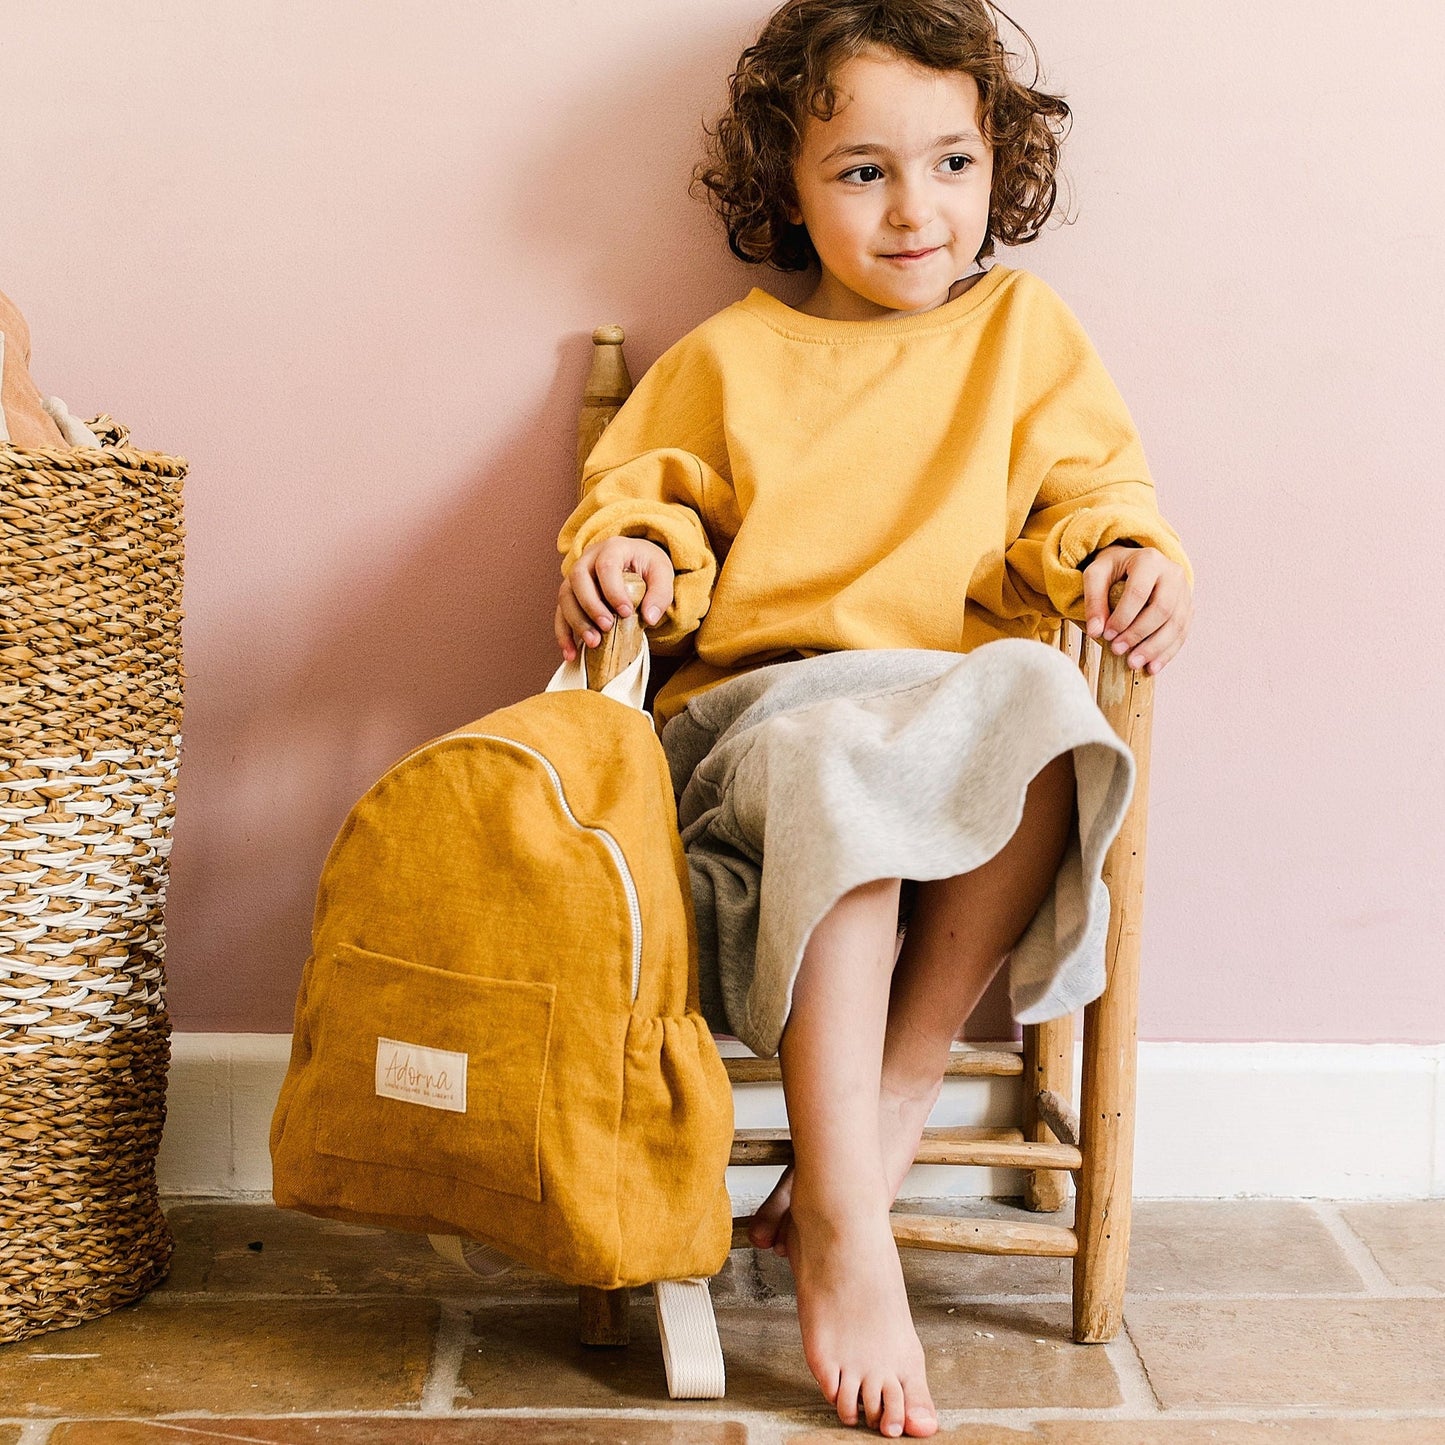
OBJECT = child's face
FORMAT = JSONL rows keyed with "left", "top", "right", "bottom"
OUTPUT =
{"left": 788, "top": 48, "right": 994, "bottom": 321}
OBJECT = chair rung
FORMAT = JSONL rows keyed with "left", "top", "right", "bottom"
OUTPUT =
{"left": 723, "top": 1049, "right": 1022, "bottom": 1084}
{"left": 891, "top": 1212, "right": 1079, "bottom": 1258}
{"left": 728, "top": 1126, "right": 1081, "bottom": 1172}
{"left": 729, "top": 1213, "right": 1078, "bottom": 1258}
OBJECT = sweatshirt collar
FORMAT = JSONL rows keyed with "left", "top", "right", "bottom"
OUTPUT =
{"left": 740, "top": 264, "right": 1014, "bottom": 342}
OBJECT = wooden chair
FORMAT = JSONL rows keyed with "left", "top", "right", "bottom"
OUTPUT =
{"left": 573, "top": 322, "right": 1153, "bottom": 1356}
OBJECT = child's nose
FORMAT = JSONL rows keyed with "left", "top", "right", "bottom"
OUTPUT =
{"left": 887, "top": 180, "right": 933, "bottom": 231}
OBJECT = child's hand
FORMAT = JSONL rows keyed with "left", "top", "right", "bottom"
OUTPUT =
{"left": 556, "top": 536, "right": 675, "bottom": 662}
{"left": 1081, "top": 544, "right": 1192, "bottom": 676}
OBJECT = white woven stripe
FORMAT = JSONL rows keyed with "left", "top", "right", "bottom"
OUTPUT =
{"left": 0, "top": 742, "right": 177, "bottom": 1054}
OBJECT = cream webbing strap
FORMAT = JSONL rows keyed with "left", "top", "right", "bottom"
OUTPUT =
{"left": 544, "top": 632, "right": 650, "bottom": 712}
{"left": 427, "top": 1233, "right": 515, "bottom": 1279}
{"left": 653, "top": 1277, "right": 726, "bottom": 1399}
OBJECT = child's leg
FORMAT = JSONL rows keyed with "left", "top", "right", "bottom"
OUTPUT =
{"left": 778, "top": 876, "right": 938, "bottom": 1439}
{"left": 877, "top": 748, "right": 1078, "bottom": 1193}
{"left": 751, "top": 749, "right": 1078, "bottom": 1245}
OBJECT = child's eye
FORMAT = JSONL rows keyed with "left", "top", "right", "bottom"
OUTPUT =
{"left": 940, "top": 153, "right": 973, "bottom": 173}
{"left": 840, "top": 164, "right": 884, "bottom": 184}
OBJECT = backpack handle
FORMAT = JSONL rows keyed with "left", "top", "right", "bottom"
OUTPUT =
{"left": 547, "top": 572, "right": 651, "bottom": 714}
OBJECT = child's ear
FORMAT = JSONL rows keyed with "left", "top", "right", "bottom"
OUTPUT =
{"left": 782, "top": 180, "right": 804, "bottom": 228}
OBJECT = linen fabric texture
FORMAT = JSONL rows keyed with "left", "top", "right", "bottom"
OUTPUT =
{"left": 269, "top": 689, "right": 734, "bottom": 1289}
{"left": 557, "top": 264, "right": 1193, "bottom": 728}
{"left": 661, "top": 641, "right": 1136, "bottom": 1057}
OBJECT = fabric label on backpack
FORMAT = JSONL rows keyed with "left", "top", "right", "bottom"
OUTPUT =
{"left": 374, "top": 1036, "right": 468, "bottom": 1113}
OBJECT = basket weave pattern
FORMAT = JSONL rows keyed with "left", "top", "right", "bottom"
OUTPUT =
{"left": 0, "top": 418, "right": 186, "bottom": 1342}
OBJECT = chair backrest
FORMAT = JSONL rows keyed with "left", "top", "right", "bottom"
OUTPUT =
{"left": 578, "top": 325, "right": 634, "bottom": 497}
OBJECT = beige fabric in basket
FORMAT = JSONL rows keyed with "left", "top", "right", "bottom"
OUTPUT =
{"left": 0, "top": 290, "right": 66, "bottom": 448}
{"left": 40, "top": 395, "right": 101, "bottom": 449}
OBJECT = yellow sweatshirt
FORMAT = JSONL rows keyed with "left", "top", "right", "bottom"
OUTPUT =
{"left": 559, "top": 265, "right": 1192, "bottom": 727}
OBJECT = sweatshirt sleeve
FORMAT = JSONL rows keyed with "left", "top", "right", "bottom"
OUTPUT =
{"left": 558, "top": 334, "right": 734, "bottom": 650}
{"left": 1002, "top": 290, "right": 1193, "bottom": 623}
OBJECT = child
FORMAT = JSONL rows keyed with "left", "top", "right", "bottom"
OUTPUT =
{"left": 557, "top": 1, "right": 1193, "bottom": 1436}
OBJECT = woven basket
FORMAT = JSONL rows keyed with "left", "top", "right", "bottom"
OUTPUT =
{"left": 0, "top": 418, "right": 186, "bottom": 1343}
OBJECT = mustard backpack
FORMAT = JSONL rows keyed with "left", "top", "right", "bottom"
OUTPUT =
{"left": 268, "top": 654, "right": 734, "bottom": 1291}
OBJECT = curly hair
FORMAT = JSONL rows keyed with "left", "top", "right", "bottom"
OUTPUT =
{"left": 693, "top": 0, "right": 1071, "bottom": 271}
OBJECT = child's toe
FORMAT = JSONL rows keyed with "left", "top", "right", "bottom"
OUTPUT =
{"left": 902, "top": 1379, "right": 938, "bottom": 1438}
{"left": 861, "top": 1373, "right": 886, "bottom": 1432}
{"left": 814, "top": 1361, "right": 841, "bottom": 1408}
{"left": 879, "top": 1377, "right": 906, "bottom": 1437}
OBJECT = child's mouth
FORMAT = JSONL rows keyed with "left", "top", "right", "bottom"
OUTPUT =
{"left": 882, "top": 247, "right": 941, "bottom": 262}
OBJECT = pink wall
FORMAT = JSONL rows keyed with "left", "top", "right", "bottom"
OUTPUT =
{"left": 3, "top": 2, "right": 1440, "bottom": 1041}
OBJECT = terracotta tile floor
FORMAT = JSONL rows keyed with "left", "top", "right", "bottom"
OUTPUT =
{"left": 1, "top": 1196, "right": 1443, "bottom": 1442}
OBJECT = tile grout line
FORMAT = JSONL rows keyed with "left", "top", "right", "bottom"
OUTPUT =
{"left": 1308, "top": 1200, "right": 1425, "bottom": 1295}
{"left": 418, "top": 1300, "right": 472, "bottom": 1414}
{"left": 734, "top": 1414, "right": 787, "bottom": 1445}
{"left": 1108, "top": 1316, "right": 1165, "bottom": 1414}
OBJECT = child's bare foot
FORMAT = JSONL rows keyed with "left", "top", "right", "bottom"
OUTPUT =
{"left": 747, "top": 1167, "right": 795, "bottom": 1254}
{"left": 786, "top": 1194, "right": 938, "bottom": 1437}
{"left": 748, "top": 1073, "right": 944, "bottom": 1256}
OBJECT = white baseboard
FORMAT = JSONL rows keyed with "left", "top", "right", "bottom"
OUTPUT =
{"left": 157, "top": 1034, "right": 1445, "bottom": 1202}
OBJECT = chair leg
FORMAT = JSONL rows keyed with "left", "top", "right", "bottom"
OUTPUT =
{"left": 578, "top": 1285, "right": 630, "bottom": 1346}
{"left": 1073, "top": 976, "right": 1138, "bottom": 1343}
{"left": 1022, "top": 1014, "right": 1075, "bottom": 1212}
{"left": 1072, "top": 661, "right": 1152, "bottom": 1344}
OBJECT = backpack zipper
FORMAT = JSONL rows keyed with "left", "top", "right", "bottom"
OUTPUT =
{"left": 378, "top": 733, "right": 643, "bottom": 1003}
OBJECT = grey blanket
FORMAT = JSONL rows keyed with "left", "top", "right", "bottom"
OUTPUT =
{"left": 660, "top": 641, "right": 1137, "bottom": 1058}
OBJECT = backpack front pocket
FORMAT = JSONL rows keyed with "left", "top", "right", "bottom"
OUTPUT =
{"left": 310, "top": 942, "right": 555, "bottom": 1203}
